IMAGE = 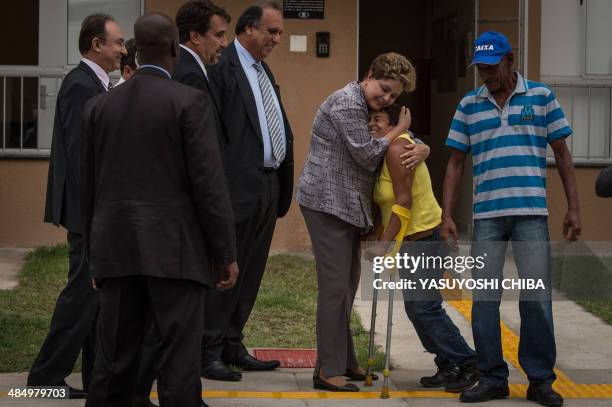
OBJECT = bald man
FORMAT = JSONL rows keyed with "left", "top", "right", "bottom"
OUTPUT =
{"left": 81, "top": 12, "right": 237, "bottom": 407}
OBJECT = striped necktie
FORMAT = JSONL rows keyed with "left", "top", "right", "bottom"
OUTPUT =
{"left": 253, "top": 62, "right": 285, "bottom": 164}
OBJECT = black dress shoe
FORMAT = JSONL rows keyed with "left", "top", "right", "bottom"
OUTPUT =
{"left": 460, "top": 382, "right": 509, "bottom": 403}
{"left": 445, "top": 365, "right": 479, "bottom": 393}
{"left": 527, "top": 383, "right": 563, "bottom": 406}
{"left": 201, "top": 400, "right": 209, "bottom": 407}
{"left": 344, "top": 370, "right": 378, "bottom": 381}
{"left": 313, "top": 376, "right": 359, "bottom": 392}
{"left": 231, "top": 354, "right": 280, "bottom": 371}
{"left": 202, "top": 360, "right": 242, "bottom": 381}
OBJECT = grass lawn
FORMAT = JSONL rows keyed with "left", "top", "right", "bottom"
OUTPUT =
{"left": 552, "top": 254, "right": 612, "bottom": 325}
{"left": 0, "top": 246, "right": 384, "bottom": 372}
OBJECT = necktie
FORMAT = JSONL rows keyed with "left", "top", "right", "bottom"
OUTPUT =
{"left": 253, "top": 62, "right": 285, "bottom": 164}
{"left": 107, "top": 81, "right": 113, "bottom": 91}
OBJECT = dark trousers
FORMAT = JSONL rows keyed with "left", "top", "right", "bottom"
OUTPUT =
{"left": 301, "top": 206, "right": 361, "bottom": 377}
{"left": 85, "top": 276, "right": 204, "bottom": 407}
{"left": 28, "top": 231, "right": 98, "bottom": 390}
{"left": 130, "top": 316, "right": 160, "bottom": 402}
{"left": 202, "top": 171, "right": 279, "bottom": 364}
{"left": 399, "top": 230, "right": 477, "bottom": 369}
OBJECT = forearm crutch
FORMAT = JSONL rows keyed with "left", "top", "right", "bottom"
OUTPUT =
{"left": 365, "top": 283, "right": 378, "bottom": 386}
{"left": 379, "top": 204, "right": 411, "bottom": 399}
{"left": 380, "top": 266, "right": 396, "bottom": 399}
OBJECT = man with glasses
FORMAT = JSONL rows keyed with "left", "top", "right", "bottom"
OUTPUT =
{"left": 28, "top": 13, "right": 126, "bottom": 398}
{"left": 202, "top": 0, "right": 293, "bottom": 380}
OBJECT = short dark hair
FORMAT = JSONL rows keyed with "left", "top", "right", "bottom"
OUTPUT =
{"left": 380, "top": 104, "right": 401, "bottom": 127}
{"left": 120, "top": 38, "right": 137, "bottom": 71}
{"left": 176, "top": 0, "right": 231, "bottom": 44}
{"left": 235, "top": 1, "right": 281, "bottom": 35}
{"left": 79, "top": 13, "right": 114, "bottom": 54}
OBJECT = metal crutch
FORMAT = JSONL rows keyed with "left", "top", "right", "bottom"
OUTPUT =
{"left": 369, "top": 204, "right": 410, "bottom": 397}
{"left": 380, "top": 265, "right": 396, "bottom": 399}
{"left": 364, "top": 279, "right": 379, "bottom": 386}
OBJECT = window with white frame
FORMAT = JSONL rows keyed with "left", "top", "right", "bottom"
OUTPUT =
{"left": 541, "top": 0, "right": 612, "bottom": 164}
{"left": 0, "top": 0, "right": 141, "bottom": 157}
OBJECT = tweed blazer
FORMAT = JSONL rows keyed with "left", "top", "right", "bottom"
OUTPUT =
{"left": 296, "top": 81, "right": 389, "bottom": 229}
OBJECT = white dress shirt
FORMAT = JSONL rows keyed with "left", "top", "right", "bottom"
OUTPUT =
{"left": 81, "top": 58, "right": 111, "bottom": 90}
{"left": 180, "top": 44, "right": 208, "bottom": 79}
{"left": 234, "top": 39, "right": 286, "bottom": 168}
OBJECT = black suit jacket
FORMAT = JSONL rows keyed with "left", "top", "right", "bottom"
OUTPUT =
{"left": 172, "top": 46, "right": 229, "bottom": 163}
{"left": 80, "top": 67, "right": 236, "bottom": 286}
{"left": 208, "top": 41, "right": 294, "bottom": 222}
{"left": 45, "top": 61, "right": 106, "bottom": 233}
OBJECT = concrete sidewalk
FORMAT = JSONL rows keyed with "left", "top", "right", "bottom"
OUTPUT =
{"left": 0, "top": 248, "right": 29, "bottom": 290}
{"left": 2, "top": 250, "right": 612, "bottom": 406}
{"left": 1, "top": 370, "right": 611, "bottom": 406}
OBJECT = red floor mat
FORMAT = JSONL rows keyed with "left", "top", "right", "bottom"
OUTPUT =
{"left": 252, "top": 348, "right": 317, "bottom": 368}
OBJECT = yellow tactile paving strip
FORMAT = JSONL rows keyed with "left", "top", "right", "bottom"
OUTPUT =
{"left": 447, "top": 299, "right": 612, "bottom": 399}
{"left": 3, "top": 301, "right": 612, "bottom": 400}
{"left": 177, "top": 299, "right": 612, "bottom": 400}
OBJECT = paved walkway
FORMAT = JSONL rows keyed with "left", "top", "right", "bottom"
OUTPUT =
{"left": 2, "top": 249, "right": 612, "bottom": 405}
{"left": 0, "top": 248, "right": 29, "bottom": 290}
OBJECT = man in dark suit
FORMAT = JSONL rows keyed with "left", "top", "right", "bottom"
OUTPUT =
{"left": 81, "top": 12, "right": 238, "bottom": 407}
{"left": 173, "top": 0, "right": 231, "bottom": 166}
{"left": 116, "top": 38, "right": 137, "bottom": 85}
{"left": 203, "top": 0, "right": 294, "bottom": 380}
{"left": 28, "top": 13, "right": 126, "bottom": 398}
{"left": 130, "top": 3, "right": 236, "bottom": 401}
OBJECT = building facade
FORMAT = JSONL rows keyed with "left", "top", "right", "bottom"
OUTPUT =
{"left": 0, "top": 0, "right": 610, "bottom": 250}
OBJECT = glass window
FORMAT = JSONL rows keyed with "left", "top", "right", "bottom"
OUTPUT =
{"left": 0, "top": 0, "right": 38, "bottom": 65}
{"left": 1, "top": 77, "right": 39, "bottom": 150}
{"left": 23, "top": 78, "right": 39, "bottom": 149}
{"left": 585, "top": 0, "right": 612, "bottom": 76}
{"left": 541, "top": 0, "right": 612, "bottom": 164}
{"left": 0, "top": 78, "right": 4, "bottom": 149}
{"left": 5, "top": 77, "right": 21, "bottom": 149}
{"left": 68, "top": 0, "right": 141, "bottom": 66}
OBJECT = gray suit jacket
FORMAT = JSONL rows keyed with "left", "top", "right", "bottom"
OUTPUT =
{"left": 296, "top": 81, "right": 389, "bottom": 229}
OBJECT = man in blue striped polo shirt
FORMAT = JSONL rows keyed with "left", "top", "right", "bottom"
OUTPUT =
{"left": 441, "top": 32, "right": 581, "bottom": 406}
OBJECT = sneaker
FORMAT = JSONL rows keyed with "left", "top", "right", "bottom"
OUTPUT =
{"left": 446, "top": 364, "right": 479, "bottom": 393}
{"left": 420, "top": 366, "right": 457, "bottom": 388}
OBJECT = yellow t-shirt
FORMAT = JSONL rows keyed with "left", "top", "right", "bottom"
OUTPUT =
{"left": 373, "top": 133, "right": 442, "bottom": 237}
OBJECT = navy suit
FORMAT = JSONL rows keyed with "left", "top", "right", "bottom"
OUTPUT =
{"left": 29, "top": 61, "right": 106, "bottom": 390}
{"left": 202, "top": 41, "right": 294, "bottom": 363}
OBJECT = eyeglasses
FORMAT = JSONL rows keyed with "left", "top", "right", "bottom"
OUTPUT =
{"left": 97, "top": 36, "right": 126, "bottom": 49}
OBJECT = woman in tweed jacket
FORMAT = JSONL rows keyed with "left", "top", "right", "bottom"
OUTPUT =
{"left": 296, "top": 53, "right": 426, "bottom": 392}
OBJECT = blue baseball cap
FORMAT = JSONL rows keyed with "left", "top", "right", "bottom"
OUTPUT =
{"left": 470, "top": 31, "right": 512, "bottom": 66}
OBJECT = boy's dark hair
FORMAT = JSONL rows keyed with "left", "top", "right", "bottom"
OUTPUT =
{"left": 380, "top": 104, "right": 401, "bottom": 127}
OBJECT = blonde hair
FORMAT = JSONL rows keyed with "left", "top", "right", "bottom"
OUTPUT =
{"left": 367, "top": 52, "right": 416, "bottom": 93}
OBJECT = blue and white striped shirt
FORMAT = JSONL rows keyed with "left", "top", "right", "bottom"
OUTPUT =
{"left": 446, "top": 72, "right": 573, "bottom": 219}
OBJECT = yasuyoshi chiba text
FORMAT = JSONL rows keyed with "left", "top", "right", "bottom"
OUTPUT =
{"left": 372, "top": 278, "right": 546, "bottom": 291}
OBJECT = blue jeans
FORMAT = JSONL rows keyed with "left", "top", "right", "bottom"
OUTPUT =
{"left": 399, "top": 230, "right": 477, "bottom": 369}
{"left": 471, "top": 216, "right": 556, "bottom": 386}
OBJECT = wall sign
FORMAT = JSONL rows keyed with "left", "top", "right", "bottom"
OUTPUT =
{"left": 283, "top": 0, "right": 324, "bottom": 19}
